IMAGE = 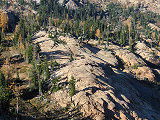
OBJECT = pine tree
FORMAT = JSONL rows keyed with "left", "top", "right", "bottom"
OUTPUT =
{"left": 35, "top": 59, "right": 43, "bottom": 96}
{"left": 26, "top": 34, "right": 32, "bottom": 43}
{"left": 70, "top": 54, "right": 74, "bottom": 62}
{"left": 39, "top": 79, "right": 43, "bottom": 96}
{"left": 26, "top": 44, "right": 33, "bottom": 63}
{"left": 95, "top": 29, "right": 102, "bottom": 44}
{"left": 95, "top": 29, "right": 102, "bottom": 39}
{"left": 0, "top": 28, "right": 2, "bottom": 44}
{"left": 106, "top": 30, "right": 109, "bottom": 46}
{"left": 120, "top": 27, "right": 125, "bottom": 46}
{"left": 0, "top": 71, "right": 12, "bottom": 112}
{"left": 43, "top": 57, "right": 50, "bottom": 81}
{"left": 0, "top": 71, "right": 6, "bottom": 88}
{"left": 30, "top": 63, "right": 38, "bottom": 90}
{"left": 13, "top": 32, "right": 19, "bottom": 45}
{"left": 35, "top": 43, "right": 41, "bottom": 58}
{"left": 37, "top": 59, "right": 42, "bottom": 75}
{"left": 50, "top": 56, "right": 59, "bottom": 71}
{"left": 69, "top": 76, "right": 75, "bottom": 97}
{"left": 0, "top": 11, "right": 8, "bottom": 35}
{"left": 16, "top": 69, "right": 20, "bottom": 82}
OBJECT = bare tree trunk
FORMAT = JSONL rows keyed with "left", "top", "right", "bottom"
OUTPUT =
{"left": 16, "top": 96, "right": 19, "bottom": 114}
{"left": 38, "top": 72, "right": 42, "bottom": 96}
{"left": 48, "top": 17, "right": 51, "bottom": 33}
{"left": 28, "top": 71, "right": 31, "bottom": 87}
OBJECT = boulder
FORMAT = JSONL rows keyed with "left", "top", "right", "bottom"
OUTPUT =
{"left": 109, "top": 45, "right": 146, "bottom": 67}
{"left": 134, "top": 66, "right": 155, "bottom": 82}
{"left": 148, "top": 23, "right": 160, "bottom": 31}
{"left": 72, "top": 91, "right": 105, "bottom": 120}
{"left": 52, "top": 89, "right": 71, "bottom": 108}
{"left": 96, "top": 50, "right": 118, "bottom": 67}
{"left": 135, "top": 42, "right": 160, "bottom": 66}
{"left": 65, "top": 0, "right": 78, "bottom": 10}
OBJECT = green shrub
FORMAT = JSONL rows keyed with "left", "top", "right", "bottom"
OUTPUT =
{"left": 69, "top": 76, "right": 75, "bottom": 97}
{"left": 52, "top": 85, "right": 60, "bottom": 92}
{"left": 51, "top": 58, "right": 59, "bottom": 70}
{"left": 52, "top": 77, "right": 59, "bottom": 85}
{"left": 132, "top": 64, "right": 143, "bottom": 69}
{"left": 70, "top": 54, "right": 74, "bottom": 62}
{"left": 51, "top": 77, "right": 60, "bottom": 93}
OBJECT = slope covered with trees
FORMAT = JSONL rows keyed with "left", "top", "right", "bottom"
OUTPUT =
{"left": 36, "top": 0, "right": 160, "bottom": 50}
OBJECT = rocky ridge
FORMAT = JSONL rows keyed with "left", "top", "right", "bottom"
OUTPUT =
{"left": 33, "top": 31, "right": 160, "bottom": 120}
{"left": 85, "top": 0, "right": 160, "bottom": 14}
{"left": 118, "top": 0, "right": 160, "bottom": 14}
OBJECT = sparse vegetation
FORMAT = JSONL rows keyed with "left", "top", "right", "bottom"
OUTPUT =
{"left": 132, "top": 64, "right": 143, "bottom": 69}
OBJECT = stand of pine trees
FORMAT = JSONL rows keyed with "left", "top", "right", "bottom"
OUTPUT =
{"left": 0, "top": 71, "right": 12, "bottom": 113}
{"left": 37, "top": 0, "right": 160, "bottom": 49}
